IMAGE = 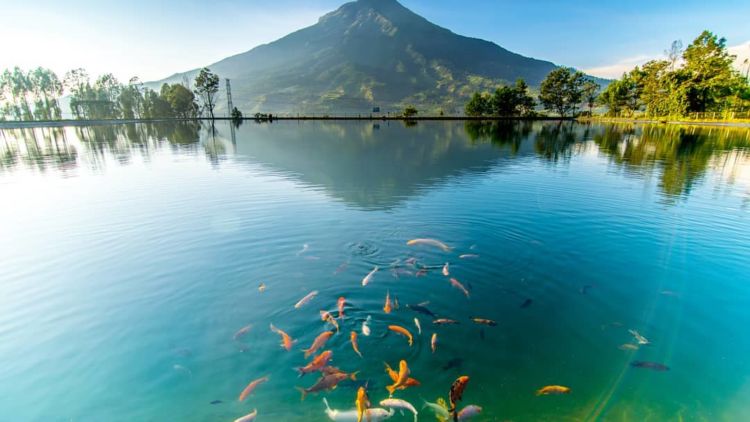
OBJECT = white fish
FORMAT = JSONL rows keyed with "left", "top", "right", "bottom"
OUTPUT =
{"left": 458, "top": 405, "right": 482, "bottom": 420}
{"left": 362, "top": 315, "right": 372, "bottom": 336}
{"left": 459, "top": 254, "right": 479, "bottom": 259}
{"left": 362, "top": 266, "right": 379, "bottom": 286}
{"left": 628, "top": 329, "right": 650, "bottom": 345}
{"left": 442, "top": 262, "right": 450, "bottom": 276}
{"left": 323, "top": 398, "right": 394, "bottom": 421}
{"left": 233, "top": 409, "right": 257, "bottom": 422}
{"left": 406, "top": 238, "right": 452, "bottom": 252}
{"left": 172, "top": 364, "right": 192, "bottom": 377}
{"left": 414, "top": 318, "right": 421, "bottom": 335}
{"left": 297, "top": 243, "right": 309, "bottom": 256}
{"left": 294, "top": 290, "right": 319, "bottom": 309}
{"left": 423, "top": 400, "right": 449, "bottom": 419}
{"left": 380, "top": 398, "right": 417, "bottom": 422}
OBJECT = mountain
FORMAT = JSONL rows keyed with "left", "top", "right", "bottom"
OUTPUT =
{"left": 155, "top": 0, "right": 574, "bottom": 114}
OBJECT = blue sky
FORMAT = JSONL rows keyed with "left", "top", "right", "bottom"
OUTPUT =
{"left": 1, "top": 0, "right": 748, "bottom": 81}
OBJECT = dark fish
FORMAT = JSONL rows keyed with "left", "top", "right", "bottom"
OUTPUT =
{"left": 631, "top": 361, "right": 670, "bottom": 371}
{"left": 479, "top": 329, "right": 485, "bottom": 341}
{"left": 209, "top": 400, "right": 223, "bottom": 405}
{"left": 442, "top": 358, "right": 464, "bottom": 371}
{"left": 406, "top": 304, "right": 436, "bottom": 317}
{"left": 520, "top": 299, "right": 533, "bottom": 308}
{"left": 580, "top": 285, "right": 593, "bottom": 295}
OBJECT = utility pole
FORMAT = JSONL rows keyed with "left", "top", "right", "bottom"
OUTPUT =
{"left": 226, "top": 78, "right": 233, "bottom": 117}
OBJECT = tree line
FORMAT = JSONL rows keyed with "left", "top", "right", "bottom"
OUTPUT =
{"left": 465, "top": 30, "right": 749, "bottom": 119}
{"left": 0, "top": 67, "right": 223, "bottom": 121}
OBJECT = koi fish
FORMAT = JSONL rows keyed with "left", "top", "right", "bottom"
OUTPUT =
{"left": 356, "top": 386, "right": 370, "bottom": 422}
{"left": 238, "top": 376, "right": 269, "bottom": 401}
{"left": 338, "top": 297, "right": 346, "bottom": 318}
{"left": 258, "top": 283, "right": 266, "bottom": 292}
{"left": 536, "top": 385, "right": 571, "bottom": 395}
{"left": 233, "top": 409, "right": 257, "bottom": 422}
{"left": 628, "top": 329, "right": 650, "bottom": 345}
{"left": 407, "top": 238, "right": 452, "bottom": 252}
{"left": 362, "top": 266, "right": 379, "bottom": 286}
{"left": 449, "top": 376, "right": 470, "bottom": 422}
{"left": 323, "top": 398, "right": 394, "bottom": 422}
{"left": 423, "top": 398, "right": 450, "bottom": 419}
{"left": 362, "top": 315, "right": 371, "bottom": 336}
{"left": 457, "top": 405, "right": 482, "bottom": 420}
{"left": 350, "top": 331, "right": 363, "bottom": 358}
{"left": 270, "top": 323, "right": 296, "bottom": 351}
{"left": 469, "top": 317, "right": 496, "bottom": 326}
{"left": 619, "top": 343, "right": 639, "bottom": 351}
{"left": 442, "top": 262, "right": 450, "bottom": 276}
{"left": 414, "top": 318, "right": 421, "bottom": 335}
{"left": 384, "top": 362, "right": 420, "bottom": 391}
{"left": 631, "top": 361, "right": 670, "bottom": 371}
{"left": 321, "top": 310, "right": 340, "bottom": 332}
{"left": 297, "top": 371, "right": 357, "bottom": 400}
{"left": 295, "top": 290, "right": 319, "bottom": 309}
{"left": 303, "top": 331, "right": 334, "bottom": 358}
{"left": 433, "top": 318, "right": 459, "bottom": 325}
{"left": 379, "top": 398, "right": 418, "bottom": 422}
{"left": 449, "top": 278, "right": 470, "bottom": 298}
{"left": 416, "top": 269, "right": 428, "bottom": 277}
{"left": 406, "top": 303, "right": 436, "bottom": 317}
{"left": 386, "top": 360, "right": 411, "bottom": 395}
{"left": 233, "top": 324, "right": 252, "bottom": 341}
{"left": 459, "top": 254, "right": 479, "bottom": 259}
{"left": 431, "top": 333, "right": 437, "bottom": 353}
{"left": 334, "top": 261, "right": 349, "bottom": 275}
{"left": 297, "top": 350, "right": 333, "bottom": 377}
{"left": 520, "top": 298, "right": 533, "bottom": 308}
{"left": 388, "top": 325, "right": 413, "bottom": 346}
{"left": 383, "top": 290, "right": 392, "bottom": 314}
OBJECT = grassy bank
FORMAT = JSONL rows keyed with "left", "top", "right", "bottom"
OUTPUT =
{"left": 578, "top": 116, "right": 750, "bottom": 128}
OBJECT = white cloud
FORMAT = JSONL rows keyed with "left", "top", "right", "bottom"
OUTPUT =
{"left": 583, "top": 41, "right": 750, "bottom": 79}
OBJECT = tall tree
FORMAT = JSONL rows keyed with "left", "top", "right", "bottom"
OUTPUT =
{"left": 539, "top": 67, "right": 585, "bottom": 117}
{"left": 194, "top": 68, "right": 220, "bottom": 119}
{"left": 465, "top": 92, "right": 491, "bottom": 116}
{"left": 581, "top": 80, "right": 600, "bottom": 115}
{"left": 162, "top": 83, "right": 198, "bottom": 119}
{"left": 681, "top": 31, "right": 739, "bottom": 112}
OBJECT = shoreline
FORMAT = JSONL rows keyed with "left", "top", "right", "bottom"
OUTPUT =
{"left": 2, "top": 115, "right": 750, "bottom": 129}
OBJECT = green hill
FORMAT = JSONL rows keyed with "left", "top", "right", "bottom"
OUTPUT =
{"left": 155, "top": 0, "right": 581, "bottom": 114}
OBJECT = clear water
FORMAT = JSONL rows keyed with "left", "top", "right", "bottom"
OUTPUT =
{"left": 1, "top": 121, "right": 749, "bottom": 422}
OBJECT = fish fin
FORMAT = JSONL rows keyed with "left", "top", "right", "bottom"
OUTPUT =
{"left": 295, "top": 387, "right": 307, "bottom": 401}
{"left": 323, "top": 397, "right": 331, "bottom": 412}
{"left": 295, "top": 367, "right": 305, "bottom": 378}
{"left": 386, "top": 385, "right": 396, "bottom": 396}
{"left": 400, "top": 410, "right": 404, "bottom": 416}
{"left": 350, "top": 371, "right": 359, "bottom": 381}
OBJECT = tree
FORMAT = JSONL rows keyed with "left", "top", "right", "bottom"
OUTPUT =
{"left": 142, "top": 88, "right": 173, "bottom": 119}
{"left": 465, "top": 92, "right": 491, "bottom": 116}
{"left": 403, "top": 105, "right": 418, "bottom": 118}
{"left": 513, "top": 79, "right": 536, "bottom": 116}
{"left": 194, "top": 68, "right": 220, "bottom": 119}
{"left": 231, "top": 107, "right": 243, "bottom": 121}
{"left": 162, "top": 83, "right": 198, "bottom": 118}
{"left": 539, "top": 67, "right": 585, "bottom": 117}
{"left": 581, "top": 80, "right": 600, "bottom": 115}
{"left": 681, "top": 30, "right": 740, "bottom": 112}
{"left": 119, "top": 77, "right": 144, "bottom": 120}
{"left": 665, "top": 40, "right": 683, "bottom": 71}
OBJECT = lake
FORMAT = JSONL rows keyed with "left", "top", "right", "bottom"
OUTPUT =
{"left": 1, "top": 120, "right": 749, "bottom": 421}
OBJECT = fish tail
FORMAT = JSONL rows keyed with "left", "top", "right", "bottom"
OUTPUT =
{"left": 295, "top": 367, "right": 305, "bottom": 378}
{"left": 302, "top": 349, "right": 311, "bottom": 358}
{"left": 386, "top": 384, "right": 396, "bottom": 396}
{"left": 350, "top": 371, "right": 359, "bottom": 381}
{"left": 295, "top": 386, "right": 307, "bottom": 401}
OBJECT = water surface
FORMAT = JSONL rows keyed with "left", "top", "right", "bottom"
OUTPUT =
{"left": 1, "top": 120, "right": 749, "bottom": 421}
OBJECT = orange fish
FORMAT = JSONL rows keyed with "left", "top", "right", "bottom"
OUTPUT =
{"left": 238, "top": 375, "right": 269, "bottom": 401}
{"left": 320, "top": 310, "right": 340, "bottom": 332}
{"left": 384, "top": 362, "right": 420, "bottom": 390}
{"left": 356, "top": 386, "right": 369, "bottom": 422}
{"left": 296, "top": 350, "right": 333, "bottom": 376}
{"left": 350, "top": 331, "right": 363, "bottom": 358}
{"left": 388, "top": 325, "right": 413, "bottom": 346}
{"left": 536, "top": 385, "right": 571, "bottom": 396}
{"left": 302, "top": 331, "right": 334, "bottom": 358}
{"left": 386, "top": 360, "right": 410, "bottom": 395}
{"left": 337, "top": 297, "right": 346, "bottom": 319}
{"left": 269, "top": 323, "right": 296, "bottom": 351}
{"left": 449, "top": 376, "right": 470, "bottom": 421}
{"left": 383, "top": 290, "right": 392, "bottom": 314}
{"left": 449, "top": 278, "right": 470, "bottom": 298}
